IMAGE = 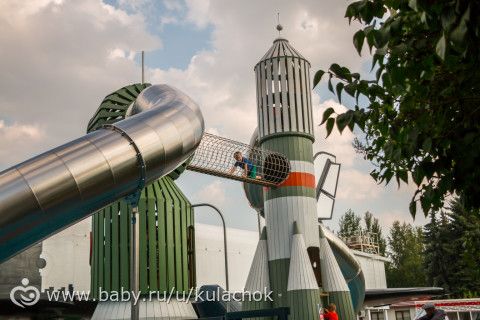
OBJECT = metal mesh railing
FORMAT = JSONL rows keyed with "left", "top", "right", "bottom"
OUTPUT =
{"left": 187, "top": 133, "right": 290, "bottom": 187}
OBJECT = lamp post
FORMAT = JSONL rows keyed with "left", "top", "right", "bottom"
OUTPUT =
{"left": 191, "top": 203, "right": 229, "bottom": 292}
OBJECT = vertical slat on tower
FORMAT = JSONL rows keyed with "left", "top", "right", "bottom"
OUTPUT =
{"left": 105, "top": 207, "right": 112, "bottom": 292}
{"left": 154, "top": 182, "right": 167, "bottom": 292}
{"left": 266, "top": 59, "right": 275, "bottom": 134}
{"left": 273, "top": 58, "right": 282, "bottom": 132}
{"left": 287, "top": 58, "right": 297, "bottom": 132}
{"left": 280, "top": 57, "right": 290, "bottom": 131}
{"left": 98, "top": 210, "right": 104, "bottom": 290}
{"left": 139, "top": 189, "right": 148, "bottom": 293}
{"left": 147, "top": 186, "right": 159, "bottom": 291}
{"left": 120, "top": 201, "right": 129, "bottom": 290}
{"left": 111, "top": 203, "right": 119, "bottom": 292}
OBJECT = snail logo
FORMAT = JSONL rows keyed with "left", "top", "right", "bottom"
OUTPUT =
{"left": 10, "top": 278, "right": 40, "bottom": 308}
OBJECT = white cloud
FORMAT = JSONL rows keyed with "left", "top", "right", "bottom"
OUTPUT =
{"left": 0, "top": 120, "right": 46, "bottom": 168}
{"left": 0, "top": 0, "right": 160, "bottom": 169}
{"left": 148, "top": 0, "right": 364, "bottom": 143}
{"left": 336, "top": 168, "right": 382, "bottom": 200}
{"left": 192, "top": 179, "right": 227, "bottom": 205}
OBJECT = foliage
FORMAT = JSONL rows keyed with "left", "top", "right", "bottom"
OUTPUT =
{"left": 423, "top": 196, "right": 480, "bottom": 297}
{"left": 364, "top": 211, "right": 387, "bottom": 255}
{"left": 338, "top": 209, "right": 362, "bottom": 238}
{"left": 337, "top": 209, "right": 387, "bottom": 255}
{"left": 386, "top": 221, "right": 426, "bottom": 287}
{"left": 314, "top": 0, "right": 480, "bottom": 217}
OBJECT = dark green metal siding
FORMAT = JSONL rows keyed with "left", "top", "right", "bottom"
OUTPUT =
{"left": 90, "top": 177, "right": 195, "bottom": 298}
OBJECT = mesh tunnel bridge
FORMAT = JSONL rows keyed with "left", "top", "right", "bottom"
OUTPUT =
{"left": 187, "top": 133, "right": 291, "bottom": 187}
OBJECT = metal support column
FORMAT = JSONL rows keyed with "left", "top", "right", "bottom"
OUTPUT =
{"left": 130, "top": 205, "right": 140, "bottom": 320}
{"left": 126, "top": 191, "right": 142, "bottom": 320}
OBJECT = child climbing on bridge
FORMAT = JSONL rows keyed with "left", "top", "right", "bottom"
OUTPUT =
{"left": 229, "top": 151, "right": 258, "bottom": 179}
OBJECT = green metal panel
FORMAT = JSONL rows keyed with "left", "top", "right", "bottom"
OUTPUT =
{"left": 105, "top": 207, "right": 111, "bottom": 292}
{"left": 147, "top": 191, "right": 158, "bottom": 291}
{"left": 167, "top": 179, "right": 183, "bottom": 290}
{"left": 92, "top": 213, "right": 98, "bottom": 298}
{"left": 111, "top": 203, "right": 119, "bottom": 292}
{"left": 98, "top": 210, "right": 104, "bottom": 291}
{"left": 120, "top": 201, "right": 129, "bottom": 290}
{"left": 261, "top": 135, "right": 313, "bottom": 162}
{"left": 268, "top": 258, "right": 290, "bottom": 307}
{"left": 265, "top": 186, "right": 315, "bottom": 200}
{"left": 154, "top": 181, "right": 167, "bottom": 292}
{"left": 139, "top": 189, "right": 148, "bottom": 292}
{"left": 287, "top": 289, "right": 321, "bottom": 320}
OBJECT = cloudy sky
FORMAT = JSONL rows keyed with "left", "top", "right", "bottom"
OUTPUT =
{"left": 0, "top": 0, "right": 427, "bottom": 236}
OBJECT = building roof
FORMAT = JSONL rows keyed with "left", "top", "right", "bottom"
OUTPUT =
{"left": 256, "top": 37, "right": 309, "bottom": 66}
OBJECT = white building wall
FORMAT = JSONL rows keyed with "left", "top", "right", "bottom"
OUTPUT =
{"left": 194, "top": 223, "right": 258, "bottom": 291}
{"left": 353, "top": 250, "right": 390, "bottom": 289}
{"left": 40, "top": 217, "right": 91, "bottom": 292}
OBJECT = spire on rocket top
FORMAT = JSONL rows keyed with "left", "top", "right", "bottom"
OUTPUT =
{"left": 276, "top": 12, "right": 283, "bottom": 36}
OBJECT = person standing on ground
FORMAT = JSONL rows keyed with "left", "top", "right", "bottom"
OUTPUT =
{"left": 418, "top": 303, "right": 446, "bottom": 320}
{"left": 323, "top": 303, "right": 339, "bottom": 320}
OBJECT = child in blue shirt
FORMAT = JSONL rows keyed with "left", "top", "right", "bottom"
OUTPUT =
{"left": 229, "top": 151, "right": 257, "bottom": 179}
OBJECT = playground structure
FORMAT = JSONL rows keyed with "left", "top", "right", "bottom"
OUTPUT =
{"left": 0, "top": 33, "right": 368, "bottom": 319}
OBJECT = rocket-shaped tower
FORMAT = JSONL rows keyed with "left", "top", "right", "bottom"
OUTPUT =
{"left": 254, "top": 34, "right": 322, "bottom": 317}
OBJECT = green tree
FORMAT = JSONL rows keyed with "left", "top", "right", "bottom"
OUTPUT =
{"left": 386, "top": 221, "right": 426, "bottom": 287}
{"left": 338, "top": 210, "right": 387, "bottom": 255}
{"left": 423, "top": 212, "right": 453, "bottom": 291}
{"left": 314, "top": 0, "right": 480, "bottom": 217}
{"left": 364, "top": 211, "right": 387, "bottom": 256}
{"left": 424, "top": 196, "right": 480, "bottom": 297}
{"left": 338, "top": 209, "right": 362, "bottom": 238}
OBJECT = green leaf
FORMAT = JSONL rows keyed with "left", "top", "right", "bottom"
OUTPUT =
{"left": 330, "top": 63, "right": 343, "bottom": 76}
{"left": 421, "top": 194, "right": 431, "bottom": 215}
{"left": 409, "top": 200, "right": 417, "bottom": 218}
{"left": 326, "top": 118, "right": 335, "bottom": 137}
{"left": 435, "top": 34, "right": 446, "bottom": 60}
{"left": 408, "top": 0, "right": 417, "bottom": 11}
{"left": 328, "top": 73, "right": 334, "bottom": 93}
{"left": 344, "top": 83, "right": 357, "bottom": 97}
{"left": 384, "top": 169, "right": 394, "bottom": 185}
{"left": 313, "top": 70, "right": 325, "bottom": 88}
{"left": 412, "top": 166, "right": 424, "bottom": 186}
{"left": 422, "top": 138, "right": 432, "bottom": 153}
{"left": 321, "top": 107, "right": 335, "bottom": 125}
{"left": 336, "top": 113, "right": 349, "bottom": 133}
{"left": 336, "top": 111, "right": 354, "bottom": 133}
{"left": 450, "top": 18, "right": 468, "bottom": 47}
{"left": 330, "top": 63, "right": 351, "bottom": 81}
{"left": 336, "top": 82, "right": 344, "bottom": 103}
{"left": 397, "top": 170, "right": 408, "bottom": 184}
{"left": 353, "top": 30, "right": 365, "bottom": 55}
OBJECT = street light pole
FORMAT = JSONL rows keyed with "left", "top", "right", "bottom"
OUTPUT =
{"left": 191, "top": 203, "right": 229, "bottom": 292}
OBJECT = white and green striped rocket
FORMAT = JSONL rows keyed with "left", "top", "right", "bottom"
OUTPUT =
{"left": 253, "top": 36, "right": 322, "bottom": 318}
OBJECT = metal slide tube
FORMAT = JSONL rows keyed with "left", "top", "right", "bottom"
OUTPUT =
{"left": 0, "top": 84, "right": 204, "bottom": 263}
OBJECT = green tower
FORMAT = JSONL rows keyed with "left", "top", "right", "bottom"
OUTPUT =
{"left": 89, "top": 84, "right": 197, "bottom": 318}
